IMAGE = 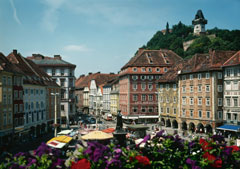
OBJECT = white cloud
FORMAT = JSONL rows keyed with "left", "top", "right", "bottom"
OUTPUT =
{"left": 40, "top": 0, "right": 66, "bottom": 32}
{"left": 9, "top": 0, "right": 21, "bottom": 25}
{"left": 63, "top": 44, "right": 89, "bottom": 52}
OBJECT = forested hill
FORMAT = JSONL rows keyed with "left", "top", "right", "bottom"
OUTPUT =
{"left": 141, "top": 22, "right": 240, "bottom": 58}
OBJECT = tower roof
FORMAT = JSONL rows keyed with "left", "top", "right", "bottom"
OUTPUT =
{"left": 192, "top": 10, "right": 207, "bottom": 25}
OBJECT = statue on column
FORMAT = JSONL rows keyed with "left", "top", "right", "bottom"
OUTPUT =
{"left": 116, "top": 110, "right": 123, "bottom": 131}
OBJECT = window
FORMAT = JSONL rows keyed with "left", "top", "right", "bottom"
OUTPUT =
{"left": 149, "top": 106, "right": 153, "bottom": 113}
{"left": 133, "top": 68, "right": 137, "bottom": 72}
{"left": 218, "top": 85, "right": 222, "bottom": 92}
{"left": 141, "top": 106, "right": 146, "bottom": 112}
{"left": 2, "top": 76, "right": 6, "bottom": 85}
{"left": 182, "top": 109, "right": 186, "bottom": 116}
{"left": 8, "top": 77, "right": 11, "bottom": 85}
{"left": 206, "top": 73, "right": 210, "bottom": 79}
{"left": 141, "top": 94, "right": 146, "bottom": 101}
{"left": 19, "top": 104, "right": 23, "bottom": 112}
{"left": 226, "top": 69, "right": 231, "bottom": 77}
{"left": 198, "top": 98, "right": 202, "bottom": 105}
{"left": 166, "top": 97, "right": 169, "bottom": 103}
{"left": 233, "top": 114, "right": 238, "bottom": 121}
{"left": 218, "top": 98, "right": 223, "bottom": 106}
{"left": 141, "top": 83, "right": 146, "bottom": 90}
{"left": 218, "top": 72, "right": 222, "bottom": 79}
{"left": 198, "top": 73, "right": 202, "bottom": 80}
{"left": 31, "top": 89, "right": 34, "bottom": 95}
{"left": 225, "top": 81, "right": 231, "bottom": 90}
{"left": 132, "top": 83, "right": 137, "bottom": 90}
{"left": 198, "top": 110, "right": 202, "bottom": 118}
{"left": 182, "top": 97, "right": 186, "bottom": 105}
{"left": 14, "top": 90, "right": 18, "bottom": 99}
{"left": 61, "top": 105, "right": 64, "bottom": 111}
{"left": 166, "top": 107, "right": 170, "bottom": 113}
{"left": 226, "top": 98, "right": 231, "bottom": 107}
{"left": 3, "top": 113, "right": 7, "bottom": 126}
{"left": 207, "top": 111, "right": 210, "bottom": 118}
{"left": 8, "top": 94, "right": 11, "bottom": 104}
{"left": 173, "top": 108, "right": 177, "bottom": 114}
{"left": 156, "top": 68, "right": 160, "bottom": 72}
{"left": 31, "top": 102, "right": 34, "bottom": 109}
{"left": 198, "top": 85, "right": 202, "bottom": 92}
{"left": 173, "top": 96, "right": 177, "bottom": 103}
{"left": 233, "top": 81, "right": 238, "bottom": 90}
{"left": 190, "top": 74, "right": 193, "bottom": 80}
{"left": 190, "top": 110, "right": 193, "bottom": 117}
{"left": 182, "top": 75, "right": 186, "bottom": 80}
{"left": 141, "top": 68, "right": 146, "bottom": 72}
{"left": 164, "top": 68, "right": 168, "bottom": 72}
{"left": 173, "top": 84, "right": 177, "bottom": 90}
{"left": 148, "top": 75, "right": 153, "bottom": 80}
{"left": 148, "top": 94, "right": 153, "bottom": 101}
{"left": 15, "top": 104, "right": 18, "bottom": 113}
{"left": 160, "top": 84, "right": 163, "bottom": 91}
{"left": 234, "top": 98, "right": 238, "bottom": 107}
{"left": 60, "top": 79, "right": 65, "bottom": 87}
{"left": 206, "top": 98, "right": 210, "bottom": 106}
{"left": 133, "top": 94, "right": 138, "bottom": 101}
{"left": 132, "top": 75, "right": 138, "bottom": 80}
{"left": 160, "top": 97, "right": 163, "bottom": 102}
{"left": 19, "top": 91, "right": 23, "bottom": 99}
{"left": 218, "top": 111, "right": 222, "bottom": 119}
{"left": 182, "top": 86, "right": 186, "bottom": 93}
{"left": 148, "top": 68, "right": 152, "bottom": 72}
{"left": 25, "top": 103, "right": 28, "bottom": 110}
{"left": 148, "top": 83, "right": 153, "bottom": 90}
{"left": 61, "top": 69, "right": 64, "bottom": 75}
{"left": 52, "top": 69, "right": 55, "bottom": 75}
{"left": 234, "top": 69, "right": 238, "bottom": 76}
{"left": 190, "top": 98, "right": 194, "bottom": 105}
{"left": 133, "top": 107, "right": 138, "bottom": 113}
{"left": 140, "top": 75, "right": 146, "bottom": 80}
{"left": 227, "top": 113, "right": 231, "bottom": 120}
{"left": 206, "top": 85, "right": 210, "bottom": 92}
{"left": 190, "top": 86, "right": 193, "bottom": 92}
{"left": 161, "top": 108, "right": 163, "bottom": 113}
{"left": 25, "top": 89, "right": 28, "bottom": 95}
{"left": 166, "top": 84, "right": 169, "bottom": 90}
{"left": 3, "top": 94, "right": 7, "bottom": 104}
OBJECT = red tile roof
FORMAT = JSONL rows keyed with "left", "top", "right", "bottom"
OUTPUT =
{"left": 121, "top": 49, "right": 183, "bottom": 70}
{"left": 75, "top": 72, "right": 118, "bottom": 89}
{"left": 222, "top": 51, "right": 240, "bottom": 67}
{"left": 7, "top": 50, "right": 59, "bottom": 87}
{"left": 180, "top": 50, "right": 237, "bottom": 74}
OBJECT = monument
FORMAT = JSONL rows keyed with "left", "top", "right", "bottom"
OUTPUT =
{"left": 113, "top": 110, "right": 127, "bottom": 147}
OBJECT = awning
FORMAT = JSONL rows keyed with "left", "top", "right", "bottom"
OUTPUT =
{"left": 57, "top": 129, "right": 73, "bottom": 135}
{"left": 47, "top": 136, "right": 72, "bottom": 144}
{"left": 122, "top": 116, "right": 139, "bottom": 119}
{"left": 217, "top": 124, "right": 240, "bottom": 132}
{"left": 47, "top": 141, "right": 66, "bottom": 149}
{"left": 139, "top": 115, "right": 159, "bottom": 119}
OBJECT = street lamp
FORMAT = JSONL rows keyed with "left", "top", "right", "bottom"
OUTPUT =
{"left": 155, "top": 91, "right": 162, "bottom": 130}
{"left": 51, "top": 93, "right": 60, "bottom": 137}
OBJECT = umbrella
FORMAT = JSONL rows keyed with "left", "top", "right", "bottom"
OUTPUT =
{"left": 101, "top": 128, "right": 115, "bottom": 133}
{"left": 81, "top": 130, "right": 113, "bottom": 140}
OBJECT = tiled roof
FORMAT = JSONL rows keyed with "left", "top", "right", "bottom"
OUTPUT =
{"left": 75, "top": 73, "right": 117, "bottom": 89}
{"left": 222, "top": 51, "right": 240, "bottom": 67}
{"left": 27, "top": 54, "right": 76, "bottom": 68}
{"left": 158, "top": 59, "right": 189, "bottom": 83}
{"left": 103, "top": 76, "right": 119, "bottom": 87}
{"left": 121, "top": 49, "right": 183, "bottom": 70}
{"left": 180, "top": 50, "right": 237, "bottom": 74}
{"left": 7, "top": 50, "right": 59, "bottom": 87}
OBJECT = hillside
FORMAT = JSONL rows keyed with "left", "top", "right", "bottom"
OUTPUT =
{"left": 142, "top": 22, "right": 240, "bottom": 58}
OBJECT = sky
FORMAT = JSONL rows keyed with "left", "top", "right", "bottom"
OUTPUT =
{"left": 0, "top": 0, "right": 240, "bottom": 78}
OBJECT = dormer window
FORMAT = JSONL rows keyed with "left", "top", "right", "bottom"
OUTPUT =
{"left": 166, "top": 60, "right": 169, "bottom": 64}
{"left": 132, "top": 68, "right": 137, "bottom": 72}
{"left": 156, "top": 68, "right": 160, "bottom": 72}
{"left": 164, "top": 68, "right": 168, "bottom": 72}
{"left": 148, "top": 68, "right": 152, "bottom": 72}
{"left": 141, "top": 68, "right": 146, "bottom": 72}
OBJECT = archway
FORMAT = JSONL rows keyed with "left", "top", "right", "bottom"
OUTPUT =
{"left": 161, "top": 118, "right": 165, "bottom": 127}
{"left": 172, "top": 120, "right": 178, "bottom": 129}
{"left": 206, "top": 124, "right": 212, "bottom": 133}
{"left": 197, "top": 123, "right": 204, "bottom": 133}
{"left": 189, "top": 122, "right": 195, "bottom": 133}
{"left": 166, "top": 119, "right": 171, "bottom": 127}
{"left": 182, "top": 121, "right": 187, "bottom": 130}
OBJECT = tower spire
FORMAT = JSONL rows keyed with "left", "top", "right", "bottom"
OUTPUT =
{"left": 192, "top": 10, "right": 208, "bottom": 35}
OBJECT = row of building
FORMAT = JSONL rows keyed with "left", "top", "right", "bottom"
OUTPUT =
{"left": 0, "top": 50, "right": 76, "bottom": 146}
{"left": 75, "top": 49, "right": 240, "bottom": 135}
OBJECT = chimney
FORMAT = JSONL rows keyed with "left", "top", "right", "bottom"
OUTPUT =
{"left": 88, "top": 72, "right": 92, "bottom": 75}
{"left": 138, "top": 48, "right": 144, "bottom": 55}
{"left": 97, "top": 71, "right": 101, "bottom": 74}
{"left": 110, "top": 72, "right": 115, "bottom": 74}
{"left": 54, "top": 55, "right": 62, "bottom": 60}
{"left": 13, "top": 49, "right": 17, "bottom": 55}
{"left": 80, "top": 74, "right": 85, "bottom": 78}
{"left": 32, "top": 54, "right": 44, "bottom": 60}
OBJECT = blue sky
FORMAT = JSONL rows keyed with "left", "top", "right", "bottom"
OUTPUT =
{"left": 0, "top": 0, "right": 239, "bottom": 78}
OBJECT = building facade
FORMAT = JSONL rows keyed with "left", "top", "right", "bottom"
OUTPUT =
{"left": 178, "top": 51, "right": 236, "bottom": 133}
{"left": 222, "top": 51, "right": 240, "bottom": 125}
{"left": 119, "top": 48, "right": 182, "bottom": 123}
{"left": 110, "top": 78, "right": 119, "bottom": 117}
{"left": 27, "top": 54, "right": 76, "bottom": 125}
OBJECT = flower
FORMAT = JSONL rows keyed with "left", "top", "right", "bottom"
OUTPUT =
{"left": 186, "top": 158, "right": 201, "bottom": 169}
{"left": 199, "top": 138, "right": 213, "bottom": 151}
{"left": 71, "top": 159, "right": 90, "bottom": 169}
{"left": 212, "top": 158, "right": 222, "bottom": 168}
{"left": 135, "top": 155, "right": 150, "bottom": 166}
{"left": 228, "top": 145, "right": 240, "bottom": 152}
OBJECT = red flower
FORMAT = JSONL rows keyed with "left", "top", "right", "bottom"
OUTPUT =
{"left": 199, "top": 138, "right": 213, "bottom": 151}
{"left": 212, "top": 158, "right": 222, "bottom": 168}
{"left": 135, "top": 155, "right": 150, "bottom": 166}
{"left": 71, "top": 159, "right": 90, "bottom": 169}
{"left": 203, "top": 152, "right": 216, "bottom": 162}
{"left": 228, "top": 145, "right": 240, "bottom": 152}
